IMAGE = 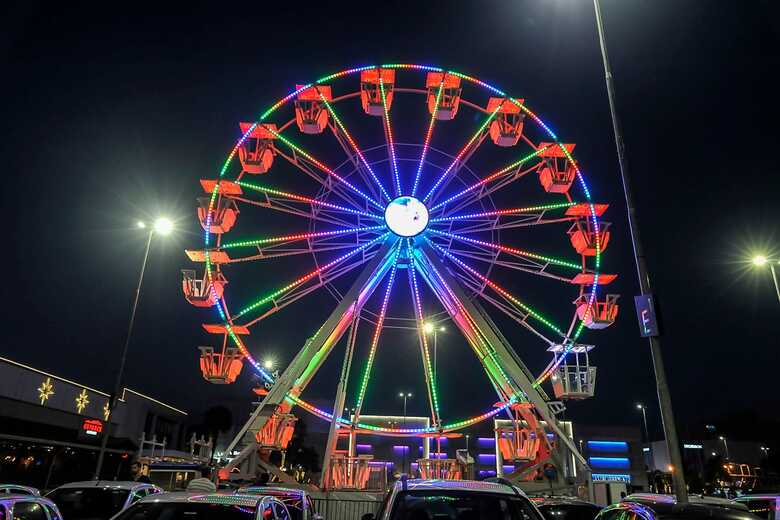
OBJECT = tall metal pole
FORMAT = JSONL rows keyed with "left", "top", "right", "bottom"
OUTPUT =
{"left": 770, "top": 264, "right": 780, "bottom": 303}
{"left": 592, "top": 0, "right": 687, "bottom": 502}
{"left": 94, "top": 229, "right": 155, "bottom": 479}
{"left": 402, "top": 394, "right": 408, "bottom": 474}
{"left": 640, "top": 406, "right": 649, "bottom": 441}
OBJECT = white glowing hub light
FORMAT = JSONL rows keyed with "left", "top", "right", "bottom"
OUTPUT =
{"left": 384, "top": 196, "right": 429, "bottom": 237}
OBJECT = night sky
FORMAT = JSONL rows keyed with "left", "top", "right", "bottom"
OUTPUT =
{"left": 2, "top": 1, "right": 779, "bottom": 441}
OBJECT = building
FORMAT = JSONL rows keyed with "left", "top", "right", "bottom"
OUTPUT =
{"left": 0, "top": 356, "right": 188, "bottom": 489}
{"left": 574, "top": 424, "right": 649, "bottom": 503}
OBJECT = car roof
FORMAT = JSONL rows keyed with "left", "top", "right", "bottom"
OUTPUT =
{"left": 0, "top": 485, "right": 40, "bottom": 495}
{"left": 0, "top": 495, "right": 59, "bottom": 508}
{"left": 238, "top": 487, "right": 306, "bottom": 497}
{"left": 532, "top": 497, "right": 599, "bottom": 507}
{"left": 625, "top": 493, "right": 746, "bottom": 509}
{"left": 53, "top": 481, "right": 154, "bottom": 491}
{"left": 395, "top": 479, "right": 525, "bottom": 496}
{"left": 140, "top": 492, "right": 271, "bottom": 507}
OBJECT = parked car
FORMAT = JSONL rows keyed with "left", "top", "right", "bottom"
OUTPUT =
{"left": 237, "top": 486, "right": 320, "bottom": 520}
{"left": 0, "top": 485, "right": 40, "bottom": 496}
{"left": 113, "top": 493, "right": 292, "bottom": 520}
{"left": 364, "top": 478, "right": 545, "bottom": 520}
{"left": 0, "top": 494, "right": 63, "bottom": 520}
{"left": 46, "top": 481, "right": 162, "bottom": 520}
{"left": 735, "top": 494, "right": 780, "bottom": 520}
{"left": 531, "top": 496, "right": 601, "bottom": 520}
{"left": 596, "top": 493, "right": 756, "bottom": 520}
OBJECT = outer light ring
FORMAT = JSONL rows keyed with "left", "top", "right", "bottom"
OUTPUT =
{"left": 201, "top": 64, "right": 604, "bottom": 435}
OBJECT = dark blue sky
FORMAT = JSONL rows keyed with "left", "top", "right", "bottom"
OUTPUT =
{"left": 1, "top": 1, "right": 778, "bottom": 441}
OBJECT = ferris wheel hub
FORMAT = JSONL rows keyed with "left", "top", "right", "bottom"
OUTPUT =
{"left": 384, "top": 196, "right": 429, "bottom": 237}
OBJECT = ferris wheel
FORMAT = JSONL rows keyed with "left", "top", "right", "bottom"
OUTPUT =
{"left": 182, "top": 64, "right": 618, "bottom": 485}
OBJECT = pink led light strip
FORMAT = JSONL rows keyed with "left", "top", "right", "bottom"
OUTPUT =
{"left": 379, "top": 75, "right": 401, "bottom": 196}
{"left": 412, "top": 80, "right": 444, "bottom": 197}
{"left": 423, "top": 104, "right": 502, "bottom": 203}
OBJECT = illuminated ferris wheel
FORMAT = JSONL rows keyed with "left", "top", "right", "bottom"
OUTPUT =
{"left": 182, "top": 64, "right": 618, "bottom": 485}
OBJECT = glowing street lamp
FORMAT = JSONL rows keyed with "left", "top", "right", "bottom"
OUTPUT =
{"left": 750, "top": 254, "right": 780, "bottom": 303}
{"left": 263, "top": 359, "right": 275, "bottom": 370}
{"left": 95, "top": 215, "right": 174, "bottom": 479}
{"left": 423, "top": 321, "right": 446, "bottom": 388}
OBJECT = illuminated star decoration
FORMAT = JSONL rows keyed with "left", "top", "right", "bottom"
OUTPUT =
{"left": 103, "top": 402, "right": 111, "bottom": 421}
{"left": 75, "top": 389, "right": 90, "bottom": 414}
{"left": 38, "top": 377, "right": 55, "bottom": 405}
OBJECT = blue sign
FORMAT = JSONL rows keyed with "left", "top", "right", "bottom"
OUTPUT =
{"left": 634, "top": 294, "right": 660, "bottom": 337}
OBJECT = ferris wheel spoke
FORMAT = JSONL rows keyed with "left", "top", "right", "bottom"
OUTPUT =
{"left": 427, "top": 238, "right": 569, "bottom": 340}
{"left": 455, "top": 272, "right": 558, "bottom": 346}
{"left": 422, "top": 105, "right": 501, "bottom": 204}
{"left": 412, "top": 81, "right": 445, "bottom": 197}
{"left": 219, "top": 240, "right": 382, "bottom": 265}
{"left": 352, "top": 241, "right": 403, "bottom": 421}
{"left": 267, "top": 127, "right": 385, "bottom": 211}
{"left": 428, "top": 145, "right": 551, "bottom": 214}
{"left": 230, "top": 194, "right": 369, "bottom": 228}
{"left": 407, "top": 241, "right": 441, "bottom": 427}
{"left": 240, "top": 246, "right": 381, "bottom": 328}
{"left": 235, "top": 179, "right": 383, "bottom": 220}
{"left": 231, "top": 233, "right": 389, "bottom": 322}
{"left": 318, "top": 91, "right": 392, "bottom": 202}
{"left": 379, "top": 76, "right": 402, "bottom": 196}
{"left": 221, "top": 225, "right": 385, "bottom": 251}
{"left": 427, "top": 228, "right": 582, "bottom": 272}
{"left": 435, "top": 246, "right": 574, "bottom": 284}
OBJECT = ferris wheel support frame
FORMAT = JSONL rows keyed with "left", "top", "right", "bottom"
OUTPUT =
{"left": 413, "top": 240, "right": 589, "bottom": 472}
{"left": 222, "top": 238, "right": 398, "bottom": 473}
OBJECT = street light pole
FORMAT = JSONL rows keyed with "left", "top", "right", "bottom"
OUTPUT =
{"left": 399, "top": 392, "right": 412, "bottom": 474}
{"left": 637, "top": 404, "right": 649, "bottom": 441}
{"left": 719, "top": 436, "right": 730, "bottom": 460}
{"left": 752, "top": 256, "right": 780, "bottom": 303}
{"left": 93, "top": 219, "right": 172, "bottom": 480}
{"left": 592, "top": 0, "right": 687, "bottom": 502}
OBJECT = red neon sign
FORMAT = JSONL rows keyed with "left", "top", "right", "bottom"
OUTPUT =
{"left": 82, "top": 419, "right": 103, "bottom": 435}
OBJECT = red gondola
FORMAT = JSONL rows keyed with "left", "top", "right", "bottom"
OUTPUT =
{"left": 537, "top": 142, "right": 577, "bottom": 193}
{"left": 574, "top": 294, "right": 619, "bottom": 329}
{"left": 568, "top": 220, "right": 611, "bottom": 256}
{"left": 181, "top": 269, "right": 226, "bottom": 307}
{"left": 426, "top": 72, "right": 462, "bottom": 120}
{"left": 238, "top": 122, "right": 278, "bottom": 174}
{"left": 487, "top": 97, "right": 526, "bottom": 147}
{"left": 197, "top": 197, "right": 238, "bottom": 234}
{"left": 295, "top": 85, "right": 332, "bottom": 134}
{"left": 360, "top": 68, "right": 395, "bottom": 116}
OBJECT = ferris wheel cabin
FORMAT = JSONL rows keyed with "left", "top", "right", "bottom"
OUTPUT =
{"left": 487, "top": 97, "right": 526, "bottom": 147}
{"left": 360, "top": 68, "right": 395, "bottom": 116}
{"left": 238, "top": 122, "right": 278, "bottom": 174}
{"left": 181, "top": 269, "right": 226, "bottom": 307}
{"left": 575, "top": 293, "right": 619, "bottom": 329}
{"left": 198, "top": 346, "right": 243, "bottom": 384}
{"left": 294, "top": 84, "right": 332, "bottom": 134}
{"left": 537, "top": 142, "right": 578, "bottom": 194}
{"left": 197, "top": 197, "right": 238, "bottom": 234}
{"left": 426, "top": 72, "right": 463, "bottom": 120}
{"left": 569, "top": 219, "right": 612, "bottom": 256}
{"left": 495, "top": 404, "right": 547, "bottom": 467}
{"left": 548, "top": 344, "right": 598, "bottom": 400}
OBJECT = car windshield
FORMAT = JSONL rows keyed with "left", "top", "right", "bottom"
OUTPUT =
{"left": 47, "top": 488, "right": 130, "bottom": 520}
{"left": 114, "top": 502, "right": 257, "bottom": 520}
{"left": 389, "top": 491, "right": 543, "bottom": 520}
{"left": 537, "top": 504, "right": 600, "bottom": 520}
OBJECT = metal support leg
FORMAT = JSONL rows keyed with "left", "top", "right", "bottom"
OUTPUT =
{"left": 222, "top": 238, "right": 398, "bottom": 474}
{"left": 414, "top": 240, "right": 588, "bottom": 471}
{"left": 320, "top": 313, "right": 359, "bottom": 489}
